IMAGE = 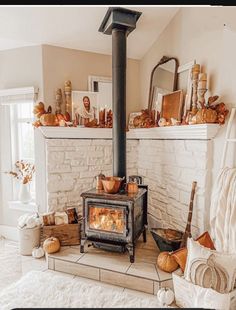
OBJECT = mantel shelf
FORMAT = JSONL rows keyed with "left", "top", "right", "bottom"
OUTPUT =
{"left": 39, "top": 124, "right": 220, "bottom": 140}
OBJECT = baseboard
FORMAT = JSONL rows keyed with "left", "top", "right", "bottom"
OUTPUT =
{"left": 0, "top": 225, "right": 18, "bottom": 241}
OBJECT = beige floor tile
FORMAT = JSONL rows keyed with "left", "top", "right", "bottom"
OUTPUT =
{"left": 154, "top": 281, "right": 160, "bottom": 295}
{"left": 135, "top": 247, "right": 158, "bottom": 264}
{"left": 156, "top": 266, "right": 172, "bottom": 281}
{"left": 100, "top": 269, "right": 154, "bottom": 294}
{"left": 78, "top": 252, "right": 131, "bottom": 273}
{"left": 73, "top": 276, "right": 124, "bottom": 292}
{"left": 49, "top": 247, "right": 84, "bottom": 262}
{"left": 137, "top": 232, "right": 158, "bottom": 251}
{"left": 47, "top": 257, "right": 55, "bottom": 270}
{"left": 160, "top": 279, "right": 174, "bottom": 289}
{"left": 44, "top": 269, "right": 75, "bottom": 279}
{"left": 55, "top": 259, "right": 99, "bottom": 280}
{"left": 70, "top": 245, "right": 81, "bottom": 250}
{"left": 127, "top": 262, "right": 159, "bottom": 281}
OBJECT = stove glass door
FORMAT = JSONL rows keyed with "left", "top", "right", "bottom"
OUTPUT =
{"left": 88, "top": 204, "right": 126, "bottom": 235}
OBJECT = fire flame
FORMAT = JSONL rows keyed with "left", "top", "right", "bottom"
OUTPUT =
{"left": 89, "top": 206, "right": 124, "bottom": 234}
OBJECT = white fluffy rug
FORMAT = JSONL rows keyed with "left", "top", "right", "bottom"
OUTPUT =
{"left": 0, "top": 270, "right": 162, "bottom": 309}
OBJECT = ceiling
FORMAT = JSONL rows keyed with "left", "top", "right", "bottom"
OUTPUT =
{"left": 0, "top": 6, "right": 179, "bottom": 59}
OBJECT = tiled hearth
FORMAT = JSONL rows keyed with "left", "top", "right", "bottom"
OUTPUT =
{"left": 47, "top": 232, "right": 172, "bottom": 295}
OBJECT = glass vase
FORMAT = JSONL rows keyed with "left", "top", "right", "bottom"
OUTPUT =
{"left": 19, "top": 183, "right": 32, "bottom": 204}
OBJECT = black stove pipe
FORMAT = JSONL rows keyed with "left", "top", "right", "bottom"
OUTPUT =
{"left": 99, "top": 8, "right": 142, "bottom": 180}
{"left": 112, "top": 28, "right": 126, "bottom": 178}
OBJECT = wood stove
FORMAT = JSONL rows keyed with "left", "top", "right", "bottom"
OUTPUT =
{"left": 80, "top": 186, "right": 147, "bottom": 263}
{"left": 80, "top": 8, "right": 145, "bottom": 263}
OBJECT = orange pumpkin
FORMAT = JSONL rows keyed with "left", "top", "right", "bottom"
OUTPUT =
{"left": 56, "top": 113, "right": 65, "bottom": 122}
{"left": 40, "top": 106, "right": 58, "bottom": 126}
{"left": 40, "top": 113, "right": 57, "bottom": 126}
{"left": 195, "top": 108, "right": 217, "bottom": 124}
{"left": 43, "top": 237, "right": 60, "bottom": 254}
{"left": 157, "top": 251, "right": 179, "bottom": 273}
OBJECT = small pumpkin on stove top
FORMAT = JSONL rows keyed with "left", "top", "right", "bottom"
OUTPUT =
{"left": 157, "top": 251, "right": 179, "bottom": 273}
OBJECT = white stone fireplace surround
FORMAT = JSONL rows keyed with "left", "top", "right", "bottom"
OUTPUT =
{"left": 35, "top": 125, "right": 219, "bottom": 237}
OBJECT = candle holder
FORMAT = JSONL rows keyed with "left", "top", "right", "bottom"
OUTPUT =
{"left": 99, "top": 108, "right": 105, "bottom": 127}
{"left": 55, "top": 88, "right": 62, "bottom": 114}
{"left": 64, "top": 80, "right": 72, "bottom": 117}
{"left": 191, "top": 65, "right": 200, "bottom": 115}
{"left": 197, "top": 88, "right": 207, "bottom": 109}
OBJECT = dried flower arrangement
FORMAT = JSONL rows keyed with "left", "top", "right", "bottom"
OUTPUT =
{"left": 6, "top": 160, "right": 35, "bottom": 184}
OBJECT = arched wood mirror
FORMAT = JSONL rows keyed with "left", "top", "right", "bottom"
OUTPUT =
{"left": 148, "top": 56, "right": 179, "bottom": 111}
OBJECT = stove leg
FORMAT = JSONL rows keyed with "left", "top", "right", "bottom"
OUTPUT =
{"left": 143, "top": 227, "right": 147, "bottom": 243}
{"left": 127, "top": 243, "right": 135, "bottom": 263}
{"left": 80, "top": 239, "right": 85, "bottom": 253}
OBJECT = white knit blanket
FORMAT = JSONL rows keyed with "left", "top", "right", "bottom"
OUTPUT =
{"left": 0, "top": 271, "right": 162, "bottom": 309}
{"left": 210, "top": 167, "right": 236, "bottom": 253}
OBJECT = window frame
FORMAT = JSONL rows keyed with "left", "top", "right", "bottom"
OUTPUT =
{"left": 0, "top": 87, "right": 38, "bottom": 206}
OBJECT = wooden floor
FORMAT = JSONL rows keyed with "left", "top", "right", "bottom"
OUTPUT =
{"left": 48, "top": 232, "right": 173, "bottom": 295}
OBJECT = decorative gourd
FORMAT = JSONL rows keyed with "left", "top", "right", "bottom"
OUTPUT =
{"left": 56, "top": 113, "right": 65, "bottom": 122}
{"left": 157, "top": 251, "right": 179, "bottom": 273}
{"left": 32, "top": 246, "right": 45, "bottom": 259}
{"left": 43, "top": 237, "right": 60, "bottom": 254}
{"left": 158, "top": 117, "right": 167, "bottom": 127}
{"left": 32, "top": 120, "right": 41, "bottom": 128}
{"left": 189, "top": 254, "right": 229, "bottom": 293}
{"left": 64, "top": 112, "right": 71, "bottom": 122}
{"left": 58, "top": 119, "right": 67, "bottom": 127}
{"left": 195, "top": 108, "right": 217, "bottom": 124}
{"left": 40, "top": 106, "right": 58, "bottom": 126}
{"left": 157, "top": 287, "right": 175, "bottom": 306}
{"left": 33, "top": 102, "right": 46, "bottom": 119}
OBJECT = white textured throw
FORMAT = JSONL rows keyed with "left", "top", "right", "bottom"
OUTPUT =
{"left": 0, "top": 271, "right": 161, "bottom": 309}
{"left": 210, "top": 167, "right": 236, "bottom": 253}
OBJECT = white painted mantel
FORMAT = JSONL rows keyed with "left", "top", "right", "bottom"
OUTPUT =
{"left": 35, "top": 124, "right": 220, "bottom": 236}
{"left": 39, "top": 124, "right": 219, "bottom": 140}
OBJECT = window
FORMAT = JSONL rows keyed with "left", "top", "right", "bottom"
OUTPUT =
{"left": 10, "top": 101, "right": 35, "bottom": 200}
{"left": 0, "top": 87, "right": 38, "bottom": 204}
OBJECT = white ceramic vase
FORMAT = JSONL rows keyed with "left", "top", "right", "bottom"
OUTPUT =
{"left": 19, "top": 183, "right": 32, "bottom": 203}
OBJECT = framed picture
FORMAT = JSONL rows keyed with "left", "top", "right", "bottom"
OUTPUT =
{"left": 128, "top": 112, "right": 142, "bottom": 129}
{"left": 88, "top": 75, "right": 112, "bottom": 113}
{"left": 152, "top": 86, "right": 170, "bottom": 113}
{"left": 71, "top": 91, "right": 98, "bottom": 122}
{"left": 161, "top": 90, "right": 184, "bottom": 121}
{"left": 177, "top": 60, "right": 196, "bottom": 116}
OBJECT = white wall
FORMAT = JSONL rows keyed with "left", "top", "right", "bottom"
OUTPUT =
{"left": 0, "top": 44, "right": 141, "bottom": 230}
{"left": 140, "top": 7, "right": 236, "bottom": 179}
{"left": 42, "top": 44, "right": 141, "bottom": 118}
{"left": 0, "top": 46, "right": 43, "bottom": 228}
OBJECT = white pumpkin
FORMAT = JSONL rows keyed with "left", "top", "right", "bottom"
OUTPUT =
{"left": 157, "top": 287, "right": 175, "bottom": 306}
{"left": 158, "top": 117, "right": 167, "bottom": 127}
{"left": 32, "top": 246, "right": 45, "bottom": 259}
